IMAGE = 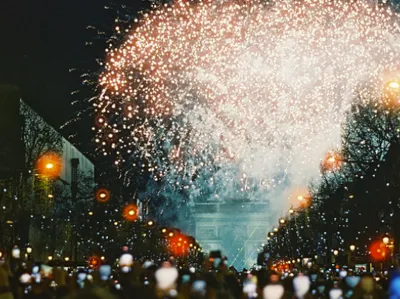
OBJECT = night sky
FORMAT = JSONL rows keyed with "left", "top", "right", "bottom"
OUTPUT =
{"left": 0, "top": 0, "right": 145, "bottom": 133}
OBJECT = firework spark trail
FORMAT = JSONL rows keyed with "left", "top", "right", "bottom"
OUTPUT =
{"left": 95, "top": 0, "right": 400, "bottom": 211}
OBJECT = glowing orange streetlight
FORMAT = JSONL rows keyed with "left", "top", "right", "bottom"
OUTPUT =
{"left": 96, "top": 189, "right": 110, "bottom": 203}
{"left": 123, "top": 204, "right": 138, "bottom": 222}
{"left": 88, "top": 256, "right": 100, "bottom": 268}
{"left": 370, "top": 241, "right": 387, "bottom": 261}
{"left": 289, "top": 187, "right": 311, "bottom": 208}
{"left": 295, "top": 192, "right": 312, "bottom": 208}
{"left": 169, "top": 234, "right": 190, "bottom": 256}
{"left": 36, "top": 152, "right": 62, "bottom": 178}
{"left": 321, "top": 151, "right": 343, "bottom": 172}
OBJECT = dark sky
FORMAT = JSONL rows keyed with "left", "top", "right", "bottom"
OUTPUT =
{"left": 0, "top": 0, "right": 144, "bottom": 131}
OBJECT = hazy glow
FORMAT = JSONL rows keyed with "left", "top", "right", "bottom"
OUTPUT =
{"left": 388, "top": 81, "right": 400, "bottom": 90}
{"left": 95, "top": 0, "right": 400, "bottom": 212}
{"left": 45, "top": 163, "right": 54, "bottom": 169}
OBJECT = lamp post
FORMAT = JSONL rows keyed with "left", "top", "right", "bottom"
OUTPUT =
{"left": 279, "top": 218, "right": 288, "bottom": 258}
{"left": 349, "top": 245, "right": 355, "bottom": 268}
{"left": 70, "top": 158, "right": 79, "bottom": 263}
{"left": 25, "top": 244, "right": 32, "bottom": 260}
{"left": 287, "top": 207, "right": 297, "bottom": 259}
{"left": 332, "top": 249, "right": 339, "bottom": 265}
{"left": 382, "top": 236, "right": 391, "bottom": 269}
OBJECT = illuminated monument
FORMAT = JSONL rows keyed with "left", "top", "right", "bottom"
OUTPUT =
{"left": 193, "top": 201, "right": 271, "bottom": 269}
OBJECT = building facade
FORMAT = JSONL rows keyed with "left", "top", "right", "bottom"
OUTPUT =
{"left": 0, "top": 85, "right": 94, "bottom": 255}
{"left": 60, "top": 137, "right": 94, "bottom": 186}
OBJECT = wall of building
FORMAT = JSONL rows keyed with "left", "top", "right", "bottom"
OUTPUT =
{"left": 60, "top": 137, "right": 94, "bottom": 185}
{"left": 19, "top": 99, "right": 94, "bottom": 184}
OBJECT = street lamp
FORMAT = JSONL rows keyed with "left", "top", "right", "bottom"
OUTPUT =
{"left": 36, "top": 152, "right": 63, "bottom": 178}
{"left": 123, "top": 204, "right": 138, "bottom": 222}
{"left": 273, "top": 227, "right": 278, "bottom": 232}
{"left": 333, "top": 249, "right": 339, "bottom": 256}
{"left": 321, "top": 151, "right": 343, "bottom": 172}
{"left": 96, "top": 189, "right": 110, "bottom": 203}
{"left": 25, "top": 244, "right": 32, "bottom": 254}
{"left": 289, "top": 208, "right": 294, "bottom": 214}
{"left": 382, "top": 236, "right": 393, "bottom": 268}
{"left": 349, "top": 245, "right": 356, "bottom": 252}
{"left": 279, "top": 218, "right": 285, "bottom": 224}
{"left": 383, "top": 236, "right": 390, "bottom": 245}
{"left": 48, "top": 256, "right": 53, "bottom": 261}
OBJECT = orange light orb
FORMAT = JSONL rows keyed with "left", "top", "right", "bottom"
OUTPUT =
{"left": 321, "top": 151, "right": 343, "bottom": 172}
{"left": 123, "top": 204, "right": 138, "bottom": 221}
{"left": 169, "top": 234, "right": 190, "bottom": 256}
{"left": 288, "top": 187, "right": 311, "bottom": 208}
{"left": 369, "top": 241, "right": 387, "bottom": 261}
{"left": 36, "top": 152, "right": 62, "bottom": 178}
{"left": 88, "top": 256, "right": 101, "bottom": 268}
{"left": 96, "top": 189, "right": 110, "bottom": 203}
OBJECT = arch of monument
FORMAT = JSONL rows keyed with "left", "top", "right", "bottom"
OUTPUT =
{"left": 193, "top": 201, "right": 272, "bottom": 269}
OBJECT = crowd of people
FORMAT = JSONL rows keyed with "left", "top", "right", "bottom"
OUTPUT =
{"left": 0, "top": 250, "right": 398, "bottom": 299}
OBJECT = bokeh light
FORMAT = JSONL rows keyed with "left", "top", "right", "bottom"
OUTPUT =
{"left": 369, "top": 241, "right": 387, "bottom": 261}
{"left": 321, "top": 151, "right": 343, "bottom": 172}
{"left": 36, "top": 152, "right": 62, "bottom": 178}
{"left": 123, "top": 204, "right": 139, "bottom": 222}
{"left": 95, "top": 188, "right": 111, "bottom": 203}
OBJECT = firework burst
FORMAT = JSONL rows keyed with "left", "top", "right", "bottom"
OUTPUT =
{"left": 94, "top": 0, "right": 400, "bottom": 207}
